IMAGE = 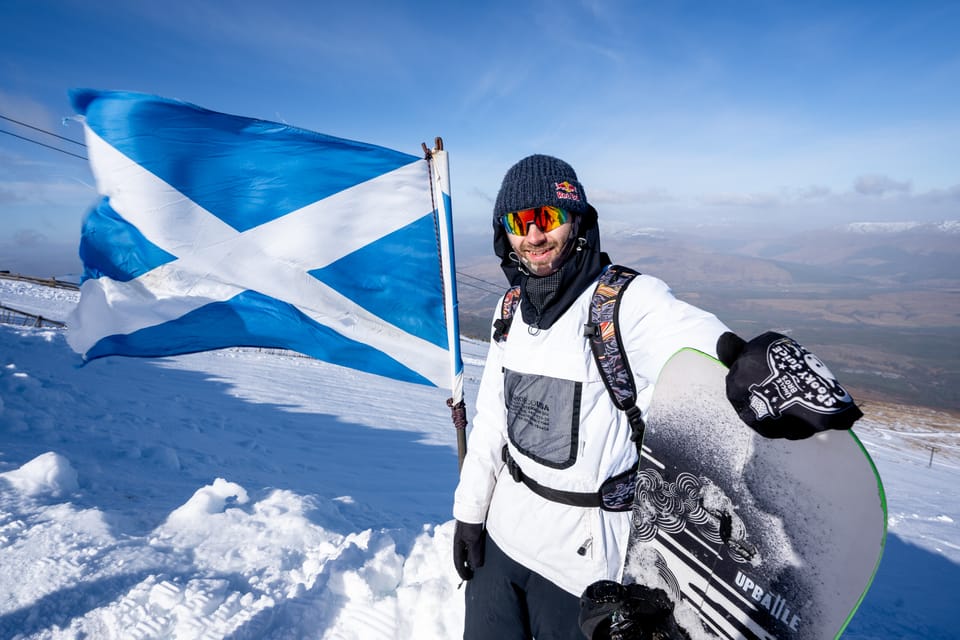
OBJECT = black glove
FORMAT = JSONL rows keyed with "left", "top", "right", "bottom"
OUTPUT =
{"left": 579, "top": 580, "right": 687, "bottom": 640}
{"left": 453, "top": 520, "right": 485, "bottom": 581}
{"left": 717, "top": 331, "right": 863, "bottom": 440}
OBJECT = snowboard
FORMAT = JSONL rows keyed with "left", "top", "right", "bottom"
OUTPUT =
{"left": 621, "top": 349, "right": 886, "bottom": 640}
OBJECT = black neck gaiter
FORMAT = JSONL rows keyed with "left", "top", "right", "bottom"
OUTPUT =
{"left": 522, "top": 265, "right": 565, "bottom": 325}
{"left": 517, "top": 242, "right": 609, "bottom": 331}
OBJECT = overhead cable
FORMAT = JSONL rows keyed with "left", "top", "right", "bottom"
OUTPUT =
{"left": 0, "top": 113, "right": 86, "bottom": 147}
{"left": 0, "top": 128, "right": 88, "bottom": 160}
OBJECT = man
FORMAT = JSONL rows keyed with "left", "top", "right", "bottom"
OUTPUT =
{"left": 451, "top": 155, "right": 860, "bottom": 639}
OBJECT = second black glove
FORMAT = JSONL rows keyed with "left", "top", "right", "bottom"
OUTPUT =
{"left": 452, "top": 520, "right": 485, "bottom": 581}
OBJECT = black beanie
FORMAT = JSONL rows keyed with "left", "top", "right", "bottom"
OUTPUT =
{"left": 493, "top": 154, "right": 592, "bottom": 219}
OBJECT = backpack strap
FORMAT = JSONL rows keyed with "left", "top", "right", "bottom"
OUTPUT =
{"left": 493, "top": 285, "right": 522, "bottom": 343}
{"left": 583, "top": 265, "right": 645, "bottom": 445}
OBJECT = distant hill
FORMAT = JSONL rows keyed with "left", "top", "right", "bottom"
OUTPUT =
{"left": 454, "top": 221, "right": 960, "bottom": 411}
{"left": 731, "top": 221, "right": 959, "bottom": 286}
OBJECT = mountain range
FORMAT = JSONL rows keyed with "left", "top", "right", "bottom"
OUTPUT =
{"left": 455, "top": 220, "right": 960, "bottom": 411}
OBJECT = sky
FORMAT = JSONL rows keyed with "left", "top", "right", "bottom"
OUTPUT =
{"left": 1, "top": 278, "right": 958, "bottom": 638}
{"left": 1, "top": 0, "right": 959, "bottom": 276}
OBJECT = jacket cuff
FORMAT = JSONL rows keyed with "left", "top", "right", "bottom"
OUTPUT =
{"left": 453, "top": 502, "right": 487, "bottom": 525}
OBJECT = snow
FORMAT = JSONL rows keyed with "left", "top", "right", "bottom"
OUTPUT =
{"left": 842, "top": 220, "right": 960, "bottom": 234}
{"left": 1, "top": 277, "right": 958, "bottom": 638}
{"left": 0, "top": 452, "right": 78, "bottom": 498}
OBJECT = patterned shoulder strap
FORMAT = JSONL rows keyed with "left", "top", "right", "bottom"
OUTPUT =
{"left": 492, "top": 285, "right": 522, "bottom": 343}
{"left": 584, "top": 266, "right": 645, "bottom": 441}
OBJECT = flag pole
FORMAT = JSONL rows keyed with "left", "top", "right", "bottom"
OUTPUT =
{"left": 426, "top": 138, "right": 468, "bottom": 470}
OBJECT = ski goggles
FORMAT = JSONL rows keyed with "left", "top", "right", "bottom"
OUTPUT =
{"left": 501, "top": 206, "right": 571, "bottom": 236}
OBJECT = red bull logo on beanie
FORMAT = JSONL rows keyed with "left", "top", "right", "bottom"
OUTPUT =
{"left": 554, "top": 181, "right": 580, "bottom": 201}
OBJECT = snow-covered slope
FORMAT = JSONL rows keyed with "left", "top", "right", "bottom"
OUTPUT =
{"left": 0, "top": 279, "right": 958, "bottom": 638}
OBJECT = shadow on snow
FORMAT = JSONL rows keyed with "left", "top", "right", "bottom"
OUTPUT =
{"left": 844, "top": 533, "right": 960, "bottom": 639}
{"left": 0, "top": 326, "right": 460, "bottom": 536}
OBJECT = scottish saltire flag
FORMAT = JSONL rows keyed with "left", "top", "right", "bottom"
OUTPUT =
{"left": 68, "top": 89, "right": 462, "bottom": 390}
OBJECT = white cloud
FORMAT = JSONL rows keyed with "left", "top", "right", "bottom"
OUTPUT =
{"left": 0, "top": 185, "right": 20, "bottom": 204}
{"left": 590, "top": 187, "right": 674, "bottom": 206}
{"left": 795, "top": 185, "right": 833, "bottom": 200}
{"left": 12, "top": 229, "right": 48, "bottom": 246}
{"left": 0, "top": 178, "right": 93, "bottom": 206}
{"left": 920, "top": 183, "right": 960, "bottom": 203}
{"left": 699, "top": 192, "right": 780, "bottom": 207}
{"left": 854, "top": 174, "right": 912, "bottom": 196}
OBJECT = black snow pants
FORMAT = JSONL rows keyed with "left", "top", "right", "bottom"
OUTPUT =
{"left": 464, "top": 535, "right": 583, "bottom": 640}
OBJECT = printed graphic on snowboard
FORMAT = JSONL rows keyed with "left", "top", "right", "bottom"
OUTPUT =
{"left": 621, "top": 350, "right": 886, "bottom": 640}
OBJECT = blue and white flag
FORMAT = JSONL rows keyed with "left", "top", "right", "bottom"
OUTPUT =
{"left": 68, "top": 89, "right": 462, "bottom": 390}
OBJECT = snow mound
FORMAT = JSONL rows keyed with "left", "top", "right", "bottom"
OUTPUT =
{"left": 0, "top": 451, "right": 79, "bottom": 497}
{"left": 164, "top": 477, "right": 249, "bottom": 526}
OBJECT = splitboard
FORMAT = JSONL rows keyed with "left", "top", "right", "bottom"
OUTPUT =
{"left": 622, "top": 349, "right": 886, "bottom": 640}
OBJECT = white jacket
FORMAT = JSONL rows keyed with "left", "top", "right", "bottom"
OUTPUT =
{"left": 453, "top": 272, "right": 729, "bottom": 597}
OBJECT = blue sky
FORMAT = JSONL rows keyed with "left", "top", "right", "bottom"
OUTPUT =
{"left": 1, "top": 0, "right": 958, "bottom": 274}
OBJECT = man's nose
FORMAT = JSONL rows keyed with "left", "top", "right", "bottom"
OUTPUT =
{"left": 525, "top": 223, "right": 547, "bottom": 242}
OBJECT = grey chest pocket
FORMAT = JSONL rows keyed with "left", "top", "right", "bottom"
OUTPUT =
{"left": 503, "top": 369, "right": 582, "bottom": 469}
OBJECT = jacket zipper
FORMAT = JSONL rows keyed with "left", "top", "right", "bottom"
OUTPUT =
{"left": 577, "top": 536, "right": 593, "bottom": 557}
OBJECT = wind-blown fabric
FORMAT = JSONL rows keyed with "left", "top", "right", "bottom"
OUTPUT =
{"left": 68, "top": 89, "right": 452, "bottom": 387}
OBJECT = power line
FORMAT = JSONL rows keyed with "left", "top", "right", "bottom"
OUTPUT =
{"left": 457, "top": 277, "right": 501, "bottom": 295}
{"left": 0, "top": 113, "right": 85, "bottom": 147}
{"left": 456, "top": 271, "right": 504, "bottom": 295}
{"left": 457, "top": 271, "right": 500, "bottom": 286}
{"left": 0, "top": 128, "right": 88, "bottom": 161}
